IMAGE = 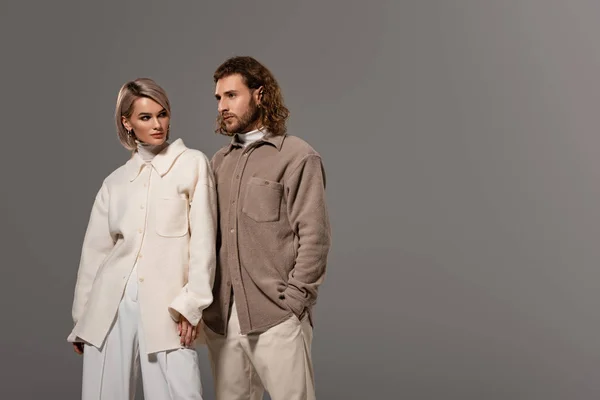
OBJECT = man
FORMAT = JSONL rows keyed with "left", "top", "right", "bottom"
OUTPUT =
{"left": 202, "top": 56, "right": 331, "bottom": 400}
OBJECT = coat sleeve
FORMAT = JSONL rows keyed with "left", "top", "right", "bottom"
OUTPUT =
{"left": 283, "top": 154, "right": 332, "bottom": 317}
{"left": 71, "top": 182, "right": 116, "bottom": 325}
{"left": 168, "top": 154, "right": 217, "bottom": 326}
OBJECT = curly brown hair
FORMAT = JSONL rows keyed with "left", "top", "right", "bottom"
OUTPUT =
{"left": 214, "top": 56, "right": 290, "bottom": 136}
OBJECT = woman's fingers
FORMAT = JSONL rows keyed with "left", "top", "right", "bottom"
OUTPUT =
{"left": 184, "top": 321, "right": 194, "bottom": 346}
{"left": 180, "top": 320, "right": 188, "bottom": 345}
{"left": 73, "top": 343, "right": 84, "bottom": 355}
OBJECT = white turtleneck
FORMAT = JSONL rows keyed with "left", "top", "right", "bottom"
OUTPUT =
{"left": 236, "top": 129, "right": 265, "bottom": 147}
{"left": 137, "top": 140, "right": 169, "bottom": 162}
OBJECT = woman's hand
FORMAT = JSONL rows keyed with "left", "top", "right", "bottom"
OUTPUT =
{"left": 72, "top": 342, "right": 84, "bottom": 355}
{"left": 177, "top": 316, "right": 198, "bottom": 347}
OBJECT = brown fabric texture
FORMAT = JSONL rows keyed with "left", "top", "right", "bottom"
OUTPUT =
{"left": 202, "top": 133, "right": 331, "bottom": 335}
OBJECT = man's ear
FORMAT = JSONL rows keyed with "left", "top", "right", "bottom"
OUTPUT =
{"left": 256, "top": 86, "right": 264, "bottom": 105}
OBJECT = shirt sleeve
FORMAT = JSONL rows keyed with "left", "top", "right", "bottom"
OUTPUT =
{"left": 71, "top": 182, "right": 116, "bottom": 325}
{"left": 283, "top": 154, "right": 332, "bottom": 317}
{"left": 168, "top": 154, "right": 218, "bottom": 326}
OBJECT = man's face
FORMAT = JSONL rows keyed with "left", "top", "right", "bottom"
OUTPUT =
{"left": 215, "top": 74, "right": 261, "bottom": 134}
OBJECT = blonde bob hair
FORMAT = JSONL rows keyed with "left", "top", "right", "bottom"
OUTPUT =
{"left": 115, "top": 78, "right": 171, "bottom": 150}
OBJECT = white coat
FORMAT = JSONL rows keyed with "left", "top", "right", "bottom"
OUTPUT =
{"left": 67, "top": 139, "right": 217, "bottom": 354}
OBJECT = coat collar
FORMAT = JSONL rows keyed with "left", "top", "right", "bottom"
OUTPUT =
{"left": 126, "top": 138, "right": 188, "bottom": 181}
{"left": 223, "top": 131, "right": 285, "bottom": 156}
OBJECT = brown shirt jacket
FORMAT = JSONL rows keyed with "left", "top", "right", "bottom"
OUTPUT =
{"left": 202, "top": 133, "right": 331, "bottom": 335}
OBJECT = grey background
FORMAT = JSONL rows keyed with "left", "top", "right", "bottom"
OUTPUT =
{"left": 1, "top": 1, "right": 599, "bottom": 399}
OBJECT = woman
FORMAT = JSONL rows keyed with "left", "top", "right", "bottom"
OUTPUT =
{"left": 67, "top": 78, "right": 216, "bottom": 400}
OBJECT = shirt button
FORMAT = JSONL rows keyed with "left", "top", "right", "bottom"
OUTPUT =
{"left": 140, "top": 205, "right": 144, "bottom": 209}
{"left": 139, "top": 277, "right": 144, "bottom": 283}
{"left": 138, "top": 228, "right": 143, "bottom": 233}
{"left": 143, "top": 183, "right": 147, "bottom": 187}
{"left": 138, "top": 254, "right": 143, "bottom": 259}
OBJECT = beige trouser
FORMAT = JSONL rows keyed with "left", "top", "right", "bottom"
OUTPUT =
{"left": 203, "top": 300, "right": 315, "bottom": 400}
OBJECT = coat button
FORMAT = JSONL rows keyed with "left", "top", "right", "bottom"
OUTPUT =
{"left": 279, "top": 294, "right": 285, "bottom": 300}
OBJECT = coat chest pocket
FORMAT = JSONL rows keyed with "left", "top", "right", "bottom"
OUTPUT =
{"left": 156, "top": 198, "right": 189, "bottom": 237}
{"left": 242, "top": 177, "right": 283, "bottom": 222}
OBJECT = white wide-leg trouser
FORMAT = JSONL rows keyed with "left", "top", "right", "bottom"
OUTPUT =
{"left": 81, "top": 265, "right": 203, "bottom": 400}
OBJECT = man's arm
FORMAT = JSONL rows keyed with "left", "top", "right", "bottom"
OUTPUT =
{"left": 284, "top": 154, "right": 332, "bottom": 317}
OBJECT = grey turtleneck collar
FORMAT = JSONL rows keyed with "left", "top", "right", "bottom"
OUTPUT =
{"left": 136, "top": 140, "right": 169, "bottom": 162}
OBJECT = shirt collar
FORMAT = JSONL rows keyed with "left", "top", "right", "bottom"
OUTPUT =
{"left": 223, "top": 130, "right": 285, "bottom": 156}
{"left": 126, "top": 138, "right": 188, "bottom": 181}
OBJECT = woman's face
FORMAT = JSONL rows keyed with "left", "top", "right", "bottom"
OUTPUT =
{"left": 122, "top": 97, "right": 170, "bottom": 146}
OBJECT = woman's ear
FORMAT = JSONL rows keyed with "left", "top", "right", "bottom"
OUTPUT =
{"left": 121, "top": 116, "right": 131, "bottom": 131}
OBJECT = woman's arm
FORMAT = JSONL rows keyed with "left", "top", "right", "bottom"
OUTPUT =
{"left": 71, "top": 182, "right": 116, "bottom": 326}
{"left": 168, "top": 154, "right": 217, "bottom": 328}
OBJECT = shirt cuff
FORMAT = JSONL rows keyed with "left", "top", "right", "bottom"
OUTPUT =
{"left": 168, "top": 291, "right": 205, "bottom": 327}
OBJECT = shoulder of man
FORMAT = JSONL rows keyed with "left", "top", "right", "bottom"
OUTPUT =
{"left": 209, "top": 144, "right": 231, "bottom": 168}
{"left": 280, "top": 134, "right": 322, "bottom": 159}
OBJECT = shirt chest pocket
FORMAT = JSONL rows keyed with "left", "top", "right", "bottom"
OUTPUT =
{"left": 242, "top": 177, "right": 283, "bottom": 223}
{"left": 156, "top": 197, "right": 189, "bottom": 237}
